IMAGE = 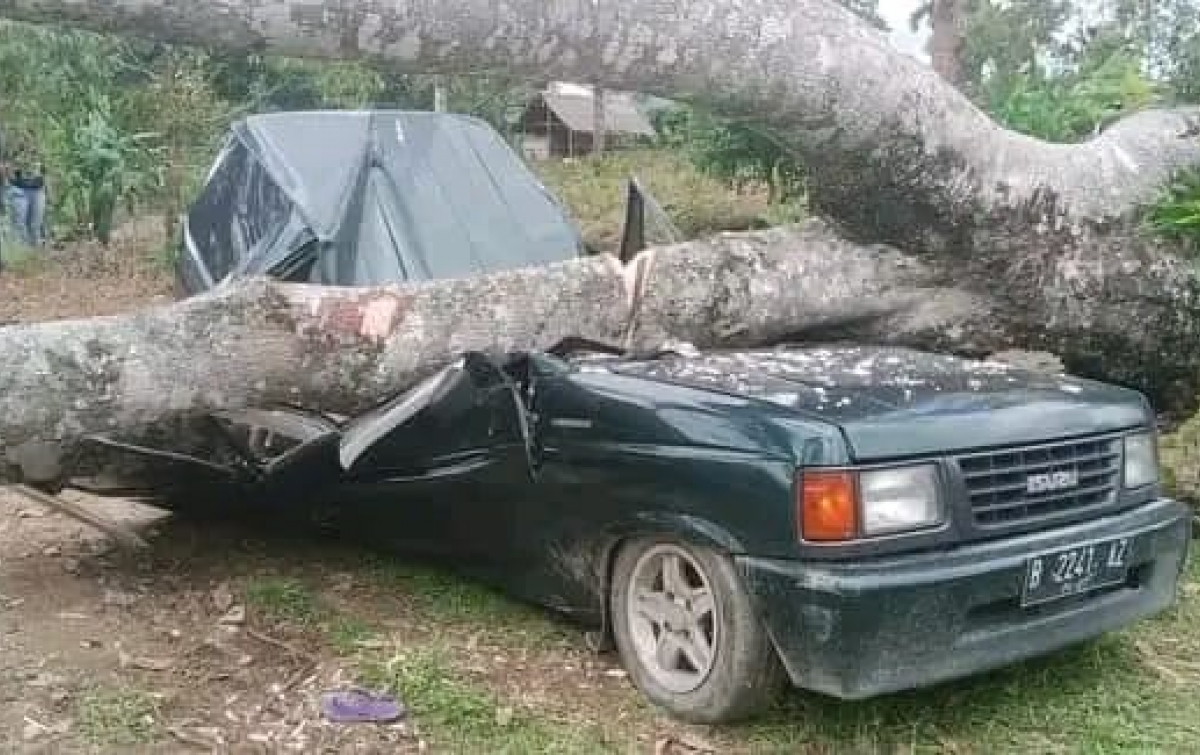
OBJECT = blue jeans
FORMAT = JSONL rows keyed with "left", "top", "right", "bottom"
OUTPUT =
{"left": 8, "top": 186, "right": 44, "bottom": 246}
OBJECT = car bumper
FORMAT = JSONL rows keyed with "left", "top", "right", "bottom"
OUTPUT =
{"left": 738, "top": 498, "right": 1192, "bottom": 700}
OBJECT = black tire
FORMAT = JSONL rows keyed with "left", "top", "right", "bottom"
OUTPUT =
{"left": 610, "top": 537, "right": 786, "bottom": 724}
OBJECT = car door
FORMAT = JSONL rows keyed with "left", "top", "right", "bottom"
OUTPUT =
{"left": 328, "top": 354, "right": 536, "bottom": 565}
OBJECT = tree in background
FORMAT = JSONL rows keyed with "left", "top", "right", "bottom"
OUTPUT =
{"left": 836, "top": 0, "right": 887, "bottom": 30}
{"left": 0, "top": 22, "right": 537, "bottom": 245}
{"left": 926, "top": 0, "right": 970, "bottom": 88}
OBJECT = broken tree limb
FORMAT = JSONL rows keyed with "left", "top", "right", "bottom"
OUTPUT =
{"left": 0, "top": 253, "right": 631, "bottom": 482}
{"left": 5, "top": 215, "right": 1189, "bottom": 487}
{"left": 10, "top": 485, "right": 149, "bottom": 549}
{"left": 0, "top": 223, "right": 985, "bottom": 484}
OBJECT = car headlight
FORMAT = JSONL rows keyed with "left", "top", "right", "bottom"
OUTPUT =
{"left": 799, "top": 464, "right": 943, "bottom": 542}
{"left": 860, "top": 465, "right": 943, "bottom": 536}
{"left": 1123, "top": 432, "right": 1159, "bottom": 489}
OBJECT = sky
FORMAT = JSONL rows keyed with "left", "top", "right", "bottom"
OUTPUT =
{"left": 880, "top": 0, "right": 931, "bottom": 61}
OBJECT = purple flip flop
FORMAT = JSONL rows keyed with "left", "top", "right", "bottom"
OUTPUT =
{"left": 321, "top": 689, "right": 406, "bottom": 723}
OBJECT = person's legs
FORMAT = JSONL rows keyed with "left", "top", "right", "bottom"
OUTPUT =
{"left": 24, "top": 187, "right": 44, "bottom": 246}
{"left": 7, "top": 187, "right": 28, "bottom": 245}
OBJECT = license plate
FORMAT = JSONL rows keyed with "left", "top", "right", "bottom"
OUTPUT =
{"left": 1021, "top": 537, "right": 1132, "bottom": 607}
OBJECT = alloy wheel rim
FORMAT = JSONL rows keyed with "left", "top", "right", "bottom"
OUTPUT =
{"left": 625, "top": 544, "right": 719, "bottom": 694}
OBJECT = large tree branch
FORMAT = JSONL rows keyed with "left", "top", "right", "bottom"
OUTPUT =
{"left": 0, "top": 226, "right": 984, "bottom": 483}
{"left": 6, "top": 216, "right": 1195, "bottom": 485}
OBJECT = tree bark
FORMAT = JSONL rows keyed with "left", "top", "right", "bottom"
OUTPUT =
{"left": 0, "top": 226, "right": 979, "bottom": 484}
{"left": 928, "top": 0, "right": 968, "bottom": 89}
{"left": 0, "top": 0, "right": 1197, "bottom": 464}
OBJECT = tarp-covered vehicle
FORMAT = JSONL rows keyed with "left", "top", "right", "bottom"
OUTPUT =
{"left": 73, "top": 111, "right": 1191, "bottom": 724}
{"left": 176, "top": 110, "right": 589, "bottom": 292}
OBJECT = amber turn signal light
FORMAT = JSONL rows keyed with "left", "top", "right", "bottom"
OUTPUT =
{"left": 799, "top": 471, "right": 859, "bottom": 542}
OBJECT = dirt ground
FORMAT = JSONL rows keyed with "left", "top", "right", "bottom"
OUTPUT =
{"left": 0, "top": 495, "right": 672, "bottom": 754}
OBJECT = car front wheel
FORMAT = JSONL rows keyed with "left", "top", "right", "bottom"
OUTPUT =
{"left": 611, "top": 538, "right": 785, "bottom": 723}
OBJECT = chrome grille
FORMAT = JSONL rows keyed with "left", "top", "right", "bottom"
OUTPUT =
{"left": 957, "top": 436, "right": 1123, "bottom": 527}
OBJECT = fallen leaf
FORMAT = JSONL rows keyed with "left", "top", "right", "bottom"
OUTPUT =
{"left": 168, "top": 726, "right": 223, "bottom": 750}
{"left": 211, "top": 583, "right": 234, "bottom": 613}
{"left": 131, "top": 656, "right": 174, "bottom": 672}
{"left": 103, "top": 589, "right": 140, "bottom": 608}
{"left": 655, "top": 735, "right": 716, "bottom": 755}
{"left": 22, "top": 719, "right": 44, "bottom": 742}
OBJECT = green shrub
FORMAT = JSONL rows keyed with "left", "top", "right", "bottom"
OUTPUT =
{"left": 1146, "top": 169, "right": 1200, "bottom": 255}
{"left": 534, "top": 150, "right": 797, "bottom": 252}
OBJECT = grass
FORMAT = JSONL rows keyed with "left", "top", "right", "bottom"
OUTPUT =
{"left": 241, "top": 566, "right": 615, "bottom": 752}
{"left": 243, "top": 575, "right": 376, "bottom": 654}
{"left": 534, "top": 149, "right": 798, "bottom": 251}
{"left": 1, "top": 238, "right": 53, "bottom": 276}
{"left": 236, "top": 548, "right": 1200, "bottom": 754}
{"left": 76, "top": 686, "right": 162, "bottom": 747}
{"left": 244, "top": 577, "right": 324, "bottom": 626}
{"left": 365, "top": 559, "right": 574, "bottom": 647}
{"left": 358, "top": 647, "right": 614, "bottom": 754}
{"left": 731, "top": 557, "right": 1200, "bottom": 754}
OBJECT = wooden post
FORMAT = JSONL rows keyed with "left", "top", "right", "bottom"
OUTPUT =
{"left": 434, "top": 77, "right": 448, "bottom": 112}
{"left": 593, "top": 85, "right": 606, "bottom": 155}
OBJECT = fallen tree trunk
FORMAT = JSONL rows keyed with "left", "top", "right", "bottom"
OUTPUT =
{"left": 0, "top": 0, "right": 1197, "bottom": 463}
{"left": 7, "top": 216, "right": 1193, "bottom": 485}
{"left": 1, "top": 224, "right": 984, "bottom": 483}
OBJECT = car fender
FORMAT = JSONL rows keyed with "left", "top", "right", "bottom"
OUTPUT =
{"left": 606, "top": 510, "right": 750, "bottom": 555}
{"left": 587, "top": 511, "right": 751, "bottom": 650}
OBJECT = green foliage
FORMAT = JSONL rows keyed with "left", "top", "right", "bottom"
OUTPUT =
{"left": 654, "top": 107, "right": 806, "bottom": 207}
{"left": 53, "top": 97, "right": 161, "bottom": 243}
{"left": 988, "top": 51, "right": 1160, "bottom": 141}
{"left": 535, "top": 149, "right": 784, "bottom": 251}
{"left": 0, "top": 22, "right": 534, "bottom": 246}
{"left": 1146, "top": 169, "right": 1200, "bottom": 254}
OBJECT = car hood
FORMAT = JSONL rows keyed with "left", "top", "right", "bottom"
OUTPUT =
{"left": 609, "top": 346, "right": 1151, "bottom": 460}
